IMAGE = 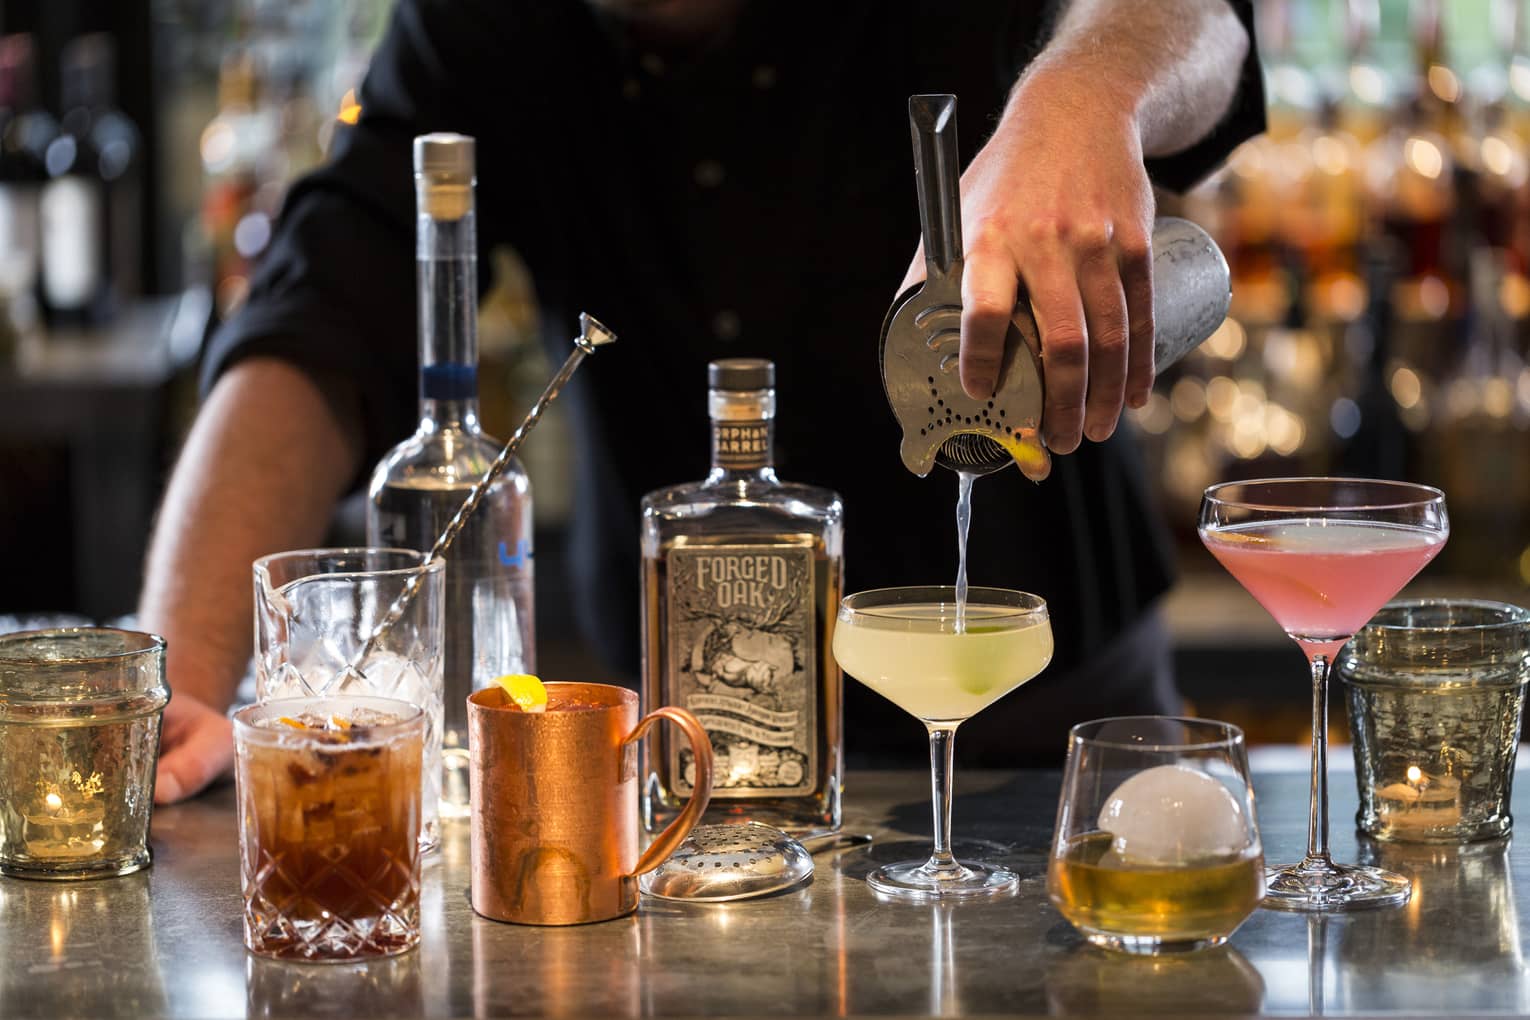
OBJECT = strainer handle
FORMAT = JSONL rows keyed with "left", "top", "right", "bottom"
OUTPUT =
{"left": 910, "top": 94, "right": 962, "bottom": 280}
{"left": 625, "top": 707, "right": 715, "bottom": 876}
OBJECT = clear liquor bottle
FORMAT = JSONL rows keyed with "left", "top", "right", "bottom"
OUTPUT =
{"left": 367, "top": 134, "right": 534, "bottom": 818}
{"left": 641, "top": 359, "right": 844, "bottom": 835}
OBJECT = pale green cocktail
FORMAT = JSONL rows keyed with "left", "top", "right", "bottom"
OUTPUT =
{"left": 833, "top": 586, "right": 1052, "bottom": 900}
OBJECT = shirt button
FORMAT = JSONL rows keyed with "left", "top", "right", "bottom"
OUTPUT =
{"left": 752, "top": 65, "right": 777, "bottom": 89}
{"left": 713, "top": 310, "right": 741, "bottom": 341}
{"left": 694, "top": 160, "right": 725, "bottom": 188}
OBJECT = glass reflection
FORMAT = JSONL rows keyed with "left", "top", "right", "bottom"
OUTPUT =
{"left": 1329, "top": 839, "right": 1529, "bottom": 1012}
{"left": 247, "top": 952, "right": 422, "bottom": 1018}
{"left": 0, "top": 873, "right": 168, "bottom": 1016}
{"left": 1045, "top": 942, "right": 1265, "bottom": 1015}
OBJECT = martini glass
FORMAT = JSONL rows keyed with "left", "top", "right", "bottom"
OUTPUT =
{"left": 833, "top": 586, "right": 1053, "bottom": 900}
{"left": 1198, "top": 478, "right": 1447, "bottom": 911}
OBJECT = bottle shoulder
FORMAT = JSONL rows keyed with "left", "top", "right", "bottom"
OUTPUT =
{"left": 369, "top": 427, "right": 529, "bottom": 495}
{"left": 642, "top": 477, "right": 843, "bottom": 520}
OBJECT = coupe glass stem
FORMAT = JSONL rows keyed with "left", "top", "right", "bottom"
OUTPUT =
{"left": 926, "top": 725, "right": 960, "bottom": 873}
{"left": 1304, "top": 653, "right": 1333, "bottom": 868}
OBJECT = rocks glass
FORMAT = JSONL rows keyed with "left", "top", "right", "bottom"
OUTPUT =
{"left": 234, "top": 695, "right": 424, "bottom": 962}
{"left": 1343, "top": 599, "right": 1530, "bottom": 843}
{"left": 1048, "top": 717, "right": 1264, "bottom": 954}
{"left": 253, "top": 548, "right": 444, "bottom": 849}
{"left": 0, "top": 628, "right": 168, "bottom": 880}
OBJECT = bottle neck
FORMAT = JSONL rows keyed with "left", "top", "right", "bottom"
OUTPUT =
{"left": 707, "top": 387, "right": 777, "bottom": 484}
{"left": 416, "top": 193, "right": 480, "bottom": 432}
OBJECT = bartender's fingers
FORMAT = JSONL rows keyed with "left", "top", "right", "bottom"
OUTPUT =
{"left": 155, "top": 696, "right": 234, "bottom": 805}
{"left": 1019, "top": 240, "right": 1089, "bottom": 454}
{"left": 958, "top": 226, "right": 1019, "bottom": 399}
{"left": 1076, "top": 236, "right": 1130, "bottom": 444}
{"left": 1120, "top": 234, "right": 1156, "bottom": 409}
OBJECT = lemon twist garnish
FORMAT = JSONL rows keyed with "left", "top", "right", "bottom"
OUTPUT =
{"left": 496, "top": 674, "right": 548, "bottom": 713}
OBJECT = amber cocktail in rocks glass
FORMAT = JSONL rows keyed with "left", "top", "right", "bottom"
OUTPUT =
{"left": 234, "top": 695, "right": 424, "bottom": 961}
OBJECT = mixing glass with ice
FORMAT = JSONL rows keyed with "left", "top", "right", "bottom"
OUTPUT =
{"left": 253, "top": 548, "right": 445, "bottom": 850}
{"left": 1048, "top": 716, "right": 1264, "bottom": 954}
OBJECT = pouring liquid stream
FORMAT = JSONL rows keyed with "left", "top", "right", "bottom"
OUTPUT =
{"left": 954, "top": 471, "right": 975, "bottom": 633}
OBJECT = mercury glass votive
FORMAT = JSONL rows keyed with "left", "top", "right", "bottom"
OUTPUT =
{"left": 1343, "top": 600, "right": 1530, "bottom": 844}
{"left": 0, "top": 628, "right": 169, "bottom": 879}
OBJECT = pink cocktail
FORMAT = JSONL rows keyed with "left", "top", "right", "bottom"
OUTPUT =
{"left": 1202, "top": 520, "right": 1446, "bottom": 658}
{"left": 1199, "top": 479, "right": 1448, "bottom": 912}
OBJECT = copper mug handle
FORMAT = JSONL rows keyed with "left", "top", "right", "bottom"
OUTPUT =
{"left": 625, "top": 706, "right": 714, "bottom": 876}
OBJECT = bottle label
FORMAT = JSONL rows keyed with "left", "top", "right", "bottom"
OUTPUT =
{"left": 712, "top": 422, "right": 770, "bottom": 470}
{"left": 664, "top": 543, "right": 816, "bottom": 797}
{"left": 40, "top": 176, "right": 100, "bottom": 310}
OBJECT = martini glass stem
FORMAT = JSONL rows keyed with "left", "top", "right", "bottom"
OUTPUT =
{"left": 926, "top": 725, "right": 960, "bottom": 873}
{"left": 1304, "top": 652, "right": 1333, "bottom": 867}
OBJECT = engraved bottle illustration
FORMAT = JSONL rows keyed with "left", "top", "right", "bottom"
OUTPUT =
{"left": 641, "top": 359, "right": 844, "bottom": 834}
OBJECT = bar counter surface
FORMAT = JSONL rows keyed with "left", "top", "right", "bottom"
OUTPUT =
{"left": 5, "top": 766, "right": 1526, "bottom": 1018}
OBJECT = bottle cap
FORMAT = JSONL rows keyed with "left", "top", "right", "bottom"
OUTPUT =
{"left": 414, "top": 132, "right": 475, "bottom": 184}
{"left": 708, "top": 358, "right": 774, "bottom": 391}
{"left": 414, "top": 133, "right": 475, "bottom": 220}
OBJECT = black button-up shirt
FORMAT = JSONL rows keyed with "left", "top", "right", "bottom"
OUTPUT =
{"left": 204, "top": 0, "right": 1264, "bottom": 755}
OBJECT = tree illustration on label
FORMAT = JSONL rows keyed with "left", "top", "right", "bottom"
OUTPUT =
{"left": 666, "top": 545, "right": 816, "bottom": 796}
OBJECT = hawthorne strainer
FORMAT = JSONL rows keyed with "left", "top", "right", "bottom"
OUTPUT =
{"left": 640, "top": 822, "right": 872, "bottom": 902}
{"left": 880, "top": 94, "right": 1232, "bottom": 480}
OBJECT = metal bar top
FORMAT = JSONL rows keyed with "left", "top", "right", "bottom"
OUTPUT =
{"left": 4, "top": 768, "right": 1525, "bottom": 1018}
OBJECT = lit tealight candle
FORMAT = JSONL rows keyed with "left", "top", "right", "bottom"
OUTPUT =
{"left": 1376, "top": 765, "right": 1462, "bottom": 833}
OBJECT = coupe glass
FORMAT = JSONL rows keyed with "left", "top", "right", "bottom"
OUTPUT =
{"left": 1198, "top": 478, "right": 1448, "bottom": 911}
{"left": 833, "top": 586, "right": 1052, "bottom": 900}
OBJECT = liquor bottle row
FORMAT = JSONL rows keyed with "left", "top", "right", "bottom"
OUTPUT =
{"left": 0, "top": 33, "right": 140, "bottom": 340}
{"left": 372, "top": 133, "right": 844, "bottom": 835}
{"left": 1132, "top": 0, "right": 1530, "bottom": 582}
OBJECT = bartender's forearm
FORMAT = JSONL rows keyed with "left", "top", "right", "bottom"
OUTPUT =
{"left": 1018, "top": 0, "right": 1249, "bottom": 157}
{"left": 138, "top": 357, "right": 364, "bottom": 710}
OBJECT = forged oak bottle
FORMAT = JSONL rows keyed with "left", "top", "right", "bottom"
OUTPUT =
{"left": 641, "top": 359, "right": 844, "bottom": 834}
{"left": 367, "top": 134, "right": 534, "bottom": 819}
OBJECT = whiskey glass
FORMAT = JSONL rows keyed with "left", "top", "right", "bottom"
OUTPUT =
{"left": 234, "top": 695, "right": 424, "bottom": 962}
{"left": 1048, "top": 717, "right": 1263, "bottom": 954}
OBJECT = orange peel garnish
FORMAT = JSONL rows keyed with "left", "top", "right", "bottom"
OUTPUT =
{"left": 277, "top": 717, "right": 308, "bottom": 730}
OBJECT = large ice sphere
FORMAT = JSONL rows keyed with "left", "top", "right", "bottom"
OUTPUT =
{"left": 1097, "top": 763, "right": 1247, "bottom": 866}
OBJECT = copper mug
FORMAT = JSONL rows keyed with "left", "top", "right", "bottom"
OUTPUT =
{"left": 468, "top": 682, "right": 714, "bottom": 925}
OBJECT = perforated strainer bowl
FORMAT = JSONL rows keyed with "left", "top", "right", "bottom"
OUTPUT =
{"left": 640, "top": 823, "right": 871, "bottom": 902}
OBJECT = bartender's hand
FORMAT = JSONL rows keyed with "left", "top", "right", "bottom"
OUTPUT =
{"left": 155, "top": 693, "right": 234, "bottom": 804}
{"left": 140, "top": 358, "right": 364, "bottom": 804}
{"left": 898, "top": 0, "right": 1248, "bottom": 455}
{"left": 900, "top": 68, "right": 1155, "bottom": 455}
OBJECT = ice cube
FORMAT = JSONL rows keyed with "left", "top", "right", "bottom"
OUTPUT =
{"left": 1096, "top": 763, "right": 1247, "bottom": 867}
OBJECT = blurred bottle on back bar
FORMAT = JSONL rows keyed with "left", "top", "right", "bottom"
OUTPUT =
{"left": 0, "top": 34, "right": 54, "bottom": 339}
{"left": 40, "top": 35, "right": 140, "bottom": 330}
{"left": 368, "top": 134, "right": 535, "bottom": 819}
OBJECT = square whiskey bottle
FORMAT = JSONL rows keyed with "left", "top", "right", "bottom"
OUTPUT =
{"left": 641, "top": 358, "right": 844, "bottom": 835}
